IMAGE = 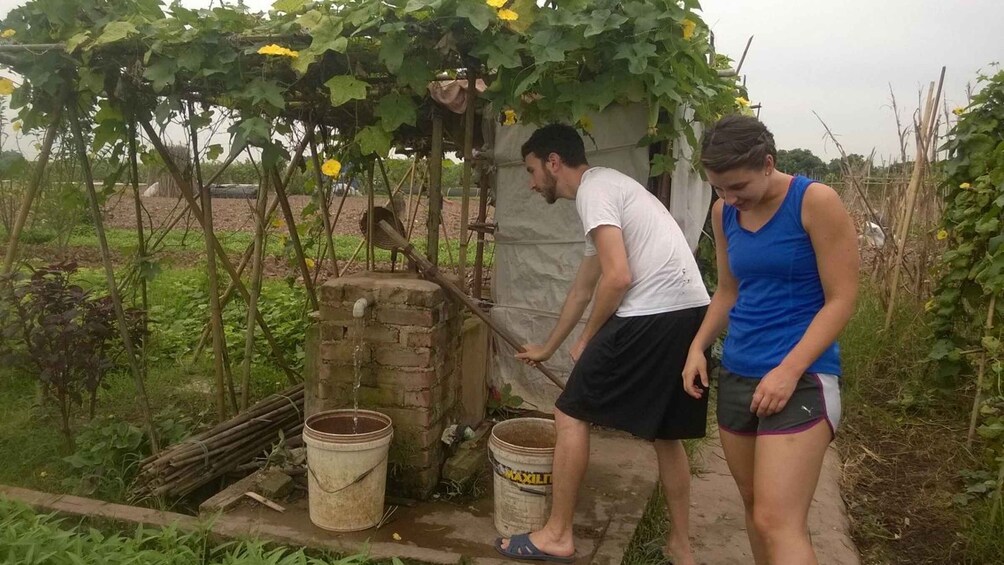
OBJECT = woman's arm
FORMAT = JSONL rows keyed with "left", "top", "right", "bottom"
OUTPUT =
{"left": 683, "top": 199, "right": 737, "bottom": 398}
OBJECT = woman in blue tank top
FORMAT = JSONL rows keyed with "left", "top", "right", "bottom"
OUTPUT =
{"left": 682, "top": 115, "right": 859, "bottom": 564}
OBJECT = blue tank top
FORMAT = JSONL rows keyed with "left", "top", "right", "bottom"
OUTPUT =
{"left": 721, "top": 175, "right": 841, "bottom": 378}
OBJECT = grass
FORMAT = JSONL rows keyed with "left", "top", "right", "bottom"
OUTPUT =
{"left": 836, "top": 282, "right": 1004, "bottom": 564}
{"left": 0, "top": 497, "right": 385, "bottom": 565}
{"left": 7, "top": 224, "right": 494, "bottom": 270}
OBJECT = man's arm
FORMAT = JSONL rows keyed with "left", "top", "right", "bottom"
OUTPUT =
{"left": 576, "top": 225, "right": 631, "bottom": 350}
{"left": 516, "top": 254, "right": 601, "bottom": 362}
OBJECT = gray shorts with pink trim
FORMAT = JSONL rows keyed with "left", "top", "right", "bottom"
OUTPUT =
{"left": 716, "top": 369, "right": 841, "bottom": 438}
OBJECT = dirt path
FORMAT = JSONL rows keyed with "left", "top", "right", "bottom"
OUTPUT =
{"left": 689, "top": 427, "right": 860, "bottom": 564}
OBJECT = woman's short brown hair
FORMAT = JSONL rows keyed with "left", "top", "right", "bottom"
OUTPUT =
{"left": 700, "top": 114, "right": 777, "bottom": 173}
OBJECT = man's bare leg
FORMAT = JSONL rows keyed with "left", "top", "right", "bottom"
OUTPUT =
{"left": 500, "top": 408, "right": 590, "bottom": 558}
{"left": 654, "top": 439, "right": 697, "bottom": 565}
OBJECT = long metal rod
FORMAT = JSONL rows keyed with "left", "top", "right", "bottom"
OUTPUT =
{"left": 378, "top": 220, "right": 564, "bottom": 390}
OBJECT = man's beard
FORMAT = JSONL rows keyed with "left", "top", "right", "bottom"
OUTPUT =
{"left": 542, "top": 169, "right": 558, "bottom": 204}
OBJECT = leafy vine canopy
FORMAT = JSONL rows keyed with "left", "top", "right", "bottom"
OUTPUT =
{"left": 0, "top": 0, "right": 737, "bottom": 168}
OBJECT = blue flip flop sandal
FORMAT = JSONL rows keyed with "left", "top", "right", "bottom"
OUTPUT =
{"left": 494, "top": 533, "right": 575, "bottom": 563}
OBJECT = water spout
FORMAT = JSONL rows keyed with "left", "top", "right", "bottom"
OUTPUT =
{"left": 352, "top": 297, "right": 369, "bottom": 319}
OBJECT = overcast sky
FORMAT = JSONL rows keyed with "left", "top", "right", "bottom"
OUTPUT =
{"left": 2, "top": 0, "right": 1002, "bottom": 163}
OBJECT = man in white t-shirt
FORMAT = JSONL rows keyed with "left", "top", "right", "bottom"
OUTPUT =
{"left": 495, "top": 124, "right": 710, "bottom": 565}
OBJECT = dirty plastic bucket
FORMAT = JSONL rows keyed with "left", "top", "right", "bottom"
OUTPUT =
{"left": 488, "top": 417, "right": 556, "bottom": 537}
{"left": 303, "top": 409, "right": 393, "bottom": 532}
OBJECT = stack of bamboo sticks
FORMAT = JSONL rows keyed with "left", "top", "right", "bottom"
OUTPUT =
{"left": 133, "top": 383, "right": 305, "bottom": 499}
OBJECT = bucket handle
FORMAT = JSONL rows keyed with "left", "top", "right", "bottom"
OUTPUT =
{"left": 307, "top": 454, "right": 388, "bottom": 495}
{"left": 487, "top": 448, "right": 549, "bottom": 497}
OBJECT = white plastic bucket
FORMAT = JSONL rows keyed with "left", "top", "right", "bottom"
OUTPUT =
{"left": 488, "top": 417, "right": 556, "bottom": 537}
{"left": 303, "top": 409, "right": 393, "bottom": 532}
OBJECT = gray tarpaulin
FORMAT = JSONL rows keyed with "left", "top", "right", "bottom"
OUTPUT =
{"left": 488, "top": 103, "right": 712, "bottom": 411}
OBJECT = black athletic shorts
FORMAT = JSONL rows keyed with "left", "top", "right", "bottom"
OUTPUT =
{"left": 554, "top": 306, "right": 709, "bottom": 441}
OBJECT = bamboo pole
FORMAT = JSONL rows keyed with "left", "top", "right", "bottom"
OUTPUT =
{"left": 67, "top": 101, "right": 159, "bottom": 453}
{"left": 270, "top": 166, "right": 319, "bottom": 310}
{"left": 239, "top": 173, "right": 269, "bottom": 412}
{"left": 428, "top": 114, "right": 444, "bottom": 266}
{"left": 139, "top": 119, "right": 299, "bottom": 385}
{"left": 188, "top": 100, "right": 235, "bottom": 419}
{"left": 126, "top": 118, "right": 149, "bottom": 376}
{"left": 2, "top": 108, "right": 61, "bottom": 274}
{"left": 367, "top": 162, "right": 376, "bottom": 271}
{"left": 458, "top": 69, "right": 477, "bottom": 284}
{"left": 967, "top": 295, "right": 997, "bottom": 448}
{"left": 885, "top": 67, "right": 945, "bottom": 330}
{"left": 308, "top": 136, "right": 340, "bottom": 277}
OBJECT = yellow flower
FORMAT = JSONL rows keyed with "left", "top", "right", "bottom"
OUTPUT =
{"left": 959, "top": 182, "right": 971, "bottom": 189}
{"left": 257, "top": 44, "right": 299, "bottom": 58}
{"left": 271, "top": 218, "right": 285, "bottom": 229}
{"left": 952, "top": 107, "right": 965, "bottom": 116}
{"left": 681, "top": 19, "right": 697, "bottom": 40}
{"left": 497, "top": 9, "right": 519, "bottom": 21}
{"left": 305, "top": 258, "right": 316, "bottom": 269}
{"left": 486, "top": 0, "right": 506, "bottom": 7}
{"left": 936, "top": 229, "right": 948, "bottom": 241}
{"left": 0, "top": 77, "right": 14, "bottom": 96}
{"left": 578, "top": 116, "right": 594, "bottom": 133}
{"left": 925, "top": 299, "right": 935, "bottom": 312}
{"left": 502, "top": 109, "right": 517, "bottom": 126}
{"left": 39, "top": 471, "right": 48, "bottom": 478}
{"left": 735, "top": 96, "right": 750, "bottom": 108}
{"left": 321, "top": 159, "right": 342, "bottom": 178}
{"left": 12, "top": 120, "right": 21, "bottom": 132}
{"left": 1, "top": 29, "right": 14, "bottom": 39}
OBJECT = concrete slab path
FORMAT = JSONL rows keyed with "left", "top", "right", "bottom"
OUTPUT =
{"left": 688, "top": 427, "right": 860, "bottom": 564}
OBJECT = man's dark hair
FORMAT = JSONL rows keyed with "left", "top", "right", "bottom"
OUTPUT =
{"left": 700, "top": 114, "right": 777, "bottom": 173}
{"left": 520, "top": 123, "right": 589, "bottom": 167}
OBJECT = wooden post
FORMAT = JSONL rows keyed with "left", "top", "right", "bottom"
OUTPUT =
{"left": 67, "top": 101, "right": 159, "bottom": 452}
{"left": 2, "top": 109, "right": 61, "bottom": 274}
{"left": 884, "top": 67, "right": 945, "bottom": 331}
{"left": 428, "top": 113, "right": 444, "bottom": 266}
{"left": 139, "top": 119, "right": 300, "bottom": 385}
{"left": 458, "top": 69, "right": 477, "bottom": 284}
{"left": 188, "top": 100, "right": 235, "bottom": 418}
{"left": 473, "top": 166, "right": 490, "bottom": 300}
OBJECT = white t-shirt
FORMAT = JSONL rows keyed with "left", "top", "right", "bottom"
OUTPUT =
{"left": 576, "top": 167, "right": 710, "bottom": 316}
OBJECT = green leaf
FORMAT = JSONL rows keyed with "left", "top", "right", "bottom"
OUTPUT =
{"left": 376, "top": 93, "right": 418, "bottom": 132}
{"left": 246, "top": 78, "right": 286, "bottom": 111}
{"left": 356, "top": 126, "right": 392, "bottom": 156}
{"left": 395, "top": 58, "right": 433, "bottom": 93}
{"left": 474, "top": 34, "right": 523, "bottom": 70}
{"left": 65, "top": 32, "right": 91, "bottom": 53}
{"left": 295, "top": 9, "right": 324, "bottom": 31}
{"left": 380, "top": 33, "right": 408, "bottom": 73}
{"left": 584, "top": 9, "right": 628, "bottom": 38}
{"left": 404, "top": 0, "right": 443, "bottom": 13}
{"left": 94, "top": 21, "right": 139, "bottom": 46}
{"left": 206, "top": 144, "right": 223, "bottom": 161}
{"left": 325, "top": 75, "right": 368, "bottom": 107}
{"left": 272, "top": 0, "right": 306, "bottom": 12}
{"left": 143, "top": 59, "right": 178, "bottom": 92}
{"left": 310, "top": 17, "right": 346, "bottom": 54}
{"left": 456, "top": 1, "right": 495, "bottom": 32}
